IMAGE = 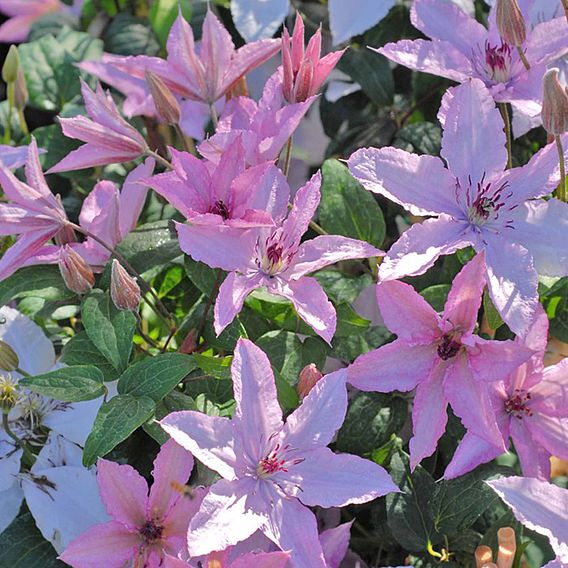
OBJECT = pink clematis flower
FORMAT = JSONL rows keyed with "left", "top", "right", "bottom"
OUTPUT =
{"left": 181, "top": 172, "right": 382, "bottom": 343}
{"left": 160, "top": 339, "right": 398, "bottom": 568}
{"left": 198, "top": 71, "right": 315, "bottom": 166}
{"left": 60, "top": 439, "right": 206, "bottom": 568}
{"left": 163, "top": 549, "right": 290, "bottom": 568}
{"left": 488, "top": 476, "right": 568, "bottom": 567}
{"left": 378, "top": 0, "right": 568, "bottom": 131}
{"left": 47, "top": 80, "right": 147, "bottom": 174}
{"left": 347, "top": 252, "right": 534, "bottom": 470}
{"left": 445, "top": 306, "right": 568, "bottom": 480}
{"left": 348, "top": 78, "right": 568, "bottom": 334}
{"left": 144, "top": 136, "right": 287, "bottom": 233}
{"left": 0, "top": 138, "right": 70, "bottom": 280}
{"left": 282, "top": 13, "right": 346, "bottom": 104}
{"left": 0, "top": 144, "right": 44, "bottom": 169}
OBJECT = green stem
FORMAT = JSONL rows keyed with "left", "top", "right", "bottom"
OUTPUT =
{"left": 555, "top": 135, "right": 567, "bottom": 202}
{"left": 2, "top": 412, "right": 35, "bottom": 464}
{"left": 196, "top": 269, "right": 223, "bottom": 341}
{"left": 16, "top": 367, "right": 30, "bottom": 377}
{"left": 498, "top": 103, "right": 513, "bottom": 169}
{"left": 3, "top": 82, "right": 14, "bottom": 144}
{"left": 17, "top": 109, "right": 28, "bottom": 137}
{"left": 282, "top": 136, "right": 293, "bottom": 177}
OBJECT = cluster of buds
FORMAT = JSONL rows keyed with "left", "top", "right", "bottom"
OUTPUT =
{"left": 475, "top": 527, "right": 516, "bottom": 568}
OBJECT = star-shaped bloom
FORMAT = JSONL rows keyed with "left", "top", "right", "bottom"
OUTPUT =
{"left": 47, "top": 80, "right": 147, "bottom": 174}
{"left": 488, "top": 476, "right": 568, "bottom": 567}
{"left": 347, "top": 252, "right": 534, "bottom": 470}
{"left": 445, "top": 305, "right": 568, "bottom": 479}
{"left": 348, "top": 78, "right": 568, "bottom": 334}
{"left": 161, "top": 339, "right": 398, "bottom": 568}
{"left": 182, "top": 172, "right": 381, "bottom": 342}
{"left": 61, "top": 440, "right": 205, "bottom": 568}
{"left": 378, "top": 0, "right": 568, "bottom": 132}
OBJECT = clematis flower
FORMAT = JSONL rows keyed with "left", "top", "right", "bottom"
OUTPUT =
{"left": 282, "top": 13, "right": 346, "bottom": 103}
{"left": 347, "top": 252, "right": 534, "bottom": 470}
{"left": 445, "top": 306, "right": 568, "bottom": 480}
{"left": 61, "top": 440, "right": 206, "bottom": 568}
{"left": 198, "top": 71, "right": 315, "bottom": 166}
{"left": 160, "top": 339, "right": 398, "bottom": 568}
{"left": 163, "top": 549, "right": 290, "bottom": 568}
{"left": 348, "top": 79, "right": 568, "bottom": 334}
{"left": 0, "top": 138, "right": 70, "bottom": 281}
{"left": 47, "top": 80, "right": 147, "bottom": 174}
{"left": 181, "top": 172, "right": 382, "bottom": 342}
{"left": 488, "top": 476, "right": 568, "bottom": 567}
{"left": 145, "top": 136, "right": 287, "bottom": 232}
{"left": 378, "top": 0, "right": 568, "bottom": 133}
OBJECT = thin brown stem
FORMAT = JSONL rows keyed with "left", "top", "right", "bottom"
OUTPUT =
{"left": 196, "top": 269, "right": 223, "bottom": 341}
{"left": 282, "top": 136, "right": 293, "bottom": 177}
{"left": 174, "top": 123, "right": 196, "bottom": 155}
{"left": 561, "top": 0, "right": 568, "bottom": 23}
{"left": 498, "top": 103, "right": 513, "bottom": 169}
{"left": 555, "top": 135, "right": 567, "bottom": 202}
{"left": 161, "top": 324, "right": 178, "bottom": 353}
{"left": 209, "top": 104, "right": 219, "bottom": 129}
{"left": 516, "top": 46, "right": 530, "bottom": 71}
{"left": 2, "top": 413, "right": 35, "bottom": 464}
{"left": 146, "top": 148, "right": 173, "bottom": 170}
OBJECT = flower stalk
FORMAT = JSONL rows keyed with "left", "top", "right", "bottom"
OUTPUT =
{"left": 498, "top": 102, "right": 513, "bottom": 168}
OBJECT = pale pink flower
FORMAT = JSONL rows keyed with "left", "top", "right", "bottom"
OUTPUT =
{"left": 347, "top": 252, "right": 534, "bottom": 470}
{"left": 161, "top": 339, "right": 398, "bottom": 568}
{"left": 0, "top": 0, "right": 69, "bottom": 43}
{"left": 60, "top": 440, "right": 206, "bottom": 568}
{"left": 163, "top": 549, "right": 290, "bottom": 568}
{"left": 0, "top": 144, "right": 43, "bottom": 169}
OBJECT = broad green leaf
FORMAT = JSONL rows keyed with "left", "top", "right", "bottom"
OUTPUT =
{"left": 118, "top": 353, "right": 197, "bottom": 401}
{"left": 319, "top": 159, "right": 386, "bottom": 248}
{"left": 192, "top": 353, "right": 232, "bottom": 380}
{"left": 83, "top": 394, "right": 155, "bottom": 466}
{"left": 33, "top": 124, "right": 83, "bottom": 175}
{"left": 144, "top": 390, "right": 196, "bottom": 444}
{"left": 104, "top": 14, "right": 160, "bottom": 56}
{"left": 28, "top": 12, "right": 78, "bottom": 41}
{"left": 81, "top": 290, "right": 136, "bottom": 372}
{"left": 0, "top": 265, "right": 69, "bottom": 307}
{"left": 19, "top": 366, "right": 105, "bottom": 402}
{"left": 149, "top": 0, "right": 192, "bottom": 46}
{"left": 331, "top": 324, "right": 391, "bottom": 362}
{"left": 184, "top": 257, "right": 224, "bottom": 296}
{"left": 315, "top": 270, "right": 374, "bottom": 305}
{"left": 60, "top": 332, "right": 117, "bottom": 381}
{"left": 0, "top": 513, "right": 65, "bottom": 567}
{"left": 483, "top": 289, "right": 504, "bottom": 331}
{"left": 420, "top": 284, "right": 451, "bottom": 312}
{"left": 394, "top": 122, "right": 442, "bottom": 156}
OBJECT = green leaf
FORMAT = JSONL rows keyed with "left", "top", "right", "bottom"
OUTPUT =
{"left": 483, "top": 289, "right": 504, "bottom": 331}
{"left": 83, "top": 394, "right": 155, "bottom": 466}
{"left": 420, "top": 284, "right": 451, "bottom": 312}
{"left": 33, "top": 124, "right": 83, "bottom": 174}
{"left": 118, "top": 353, "right": 197, "bottom": 402}
{"left": 314, "top": 270, "right": 373, "bottom": 305}
{"left": 81, "top": 290, "right": 136, "bottom": 372}
{"left": 19, "top": 366, "right": 105, "bottom": 402}
{"left": 60, "top": 332, "right": 117, "bottom": 381}
{"left": 104, "top": 13, "right": 160, "bottom": 56}
{"left": 193, "top": 353, "right": 232, "bottom": 380}
{"left": 184, "top": 257, "right": 223, "bottom": 295}
{"left": 337, "top": 392, "right": 407, "bottom": 456}
{"left": 149, "top": 0, "right": 192, "bottom": 46}
{"left": 338, "top": 47, "right": 394, "bottom": 106}
{"left": 0, "top": 513, "right": 65, "bottom": 567}
{"left": 319, "top": 159, "right": 386, "bottom": 248}
{"left": 28, "top": 12, "right": 78, "bottom": 41}
{"left": 394, "top": 122, "right": 442, "bottom": 156}
{"left": 543, "top": 277, "right": 568, "bottom": 342}
{"left": 0, "top": 265, "right": 69, "bottom": 307}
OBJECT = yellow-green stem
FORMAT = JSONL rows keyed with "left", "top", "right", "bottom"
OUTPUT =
{"left": 2, "top": 412, "right": 35, "bottom": 464}
{"left": 3, "top": 82, "right": 14, "bottom": 144}
{"left": 210, "top": 103, "right": 219, "bottom": 128}
{"left": 498, "top": 103, "right": 513, "bottom": 169}
{"left": 146, "top": 148, "right": 172, "bottom": 170}
{"left": 17, "top": 109, "right": 28, "bottom": 137}
{"left": 555, "top": 135, "right": 567, "bottom": 202}
{"left": 283, "top": 136, "right": 293, "bottom": 177}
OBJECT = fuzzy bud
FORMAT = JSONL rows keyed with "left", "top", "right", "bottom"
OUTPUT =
{"left": 496, "top": 0, "right": 527, "bottom": 47}
{"left": 13, "top": 68, "right": 28, "bottom": 111}
{"left": 297, "top": 364, "right": 323, "bottom": 400}
{"left": 2, "top": 45, "right": 20, "bottom": 84}
{"left": 0, "top": 341, "right": 18, "bottom": 372}
{"left": 58, "top": 245, "right": 95, "bottom": 294}
{"left": 542, "top": 68, "right": 568, "bottom": 135}
{"left": 145, "top": 71, "right": 181, "bottom": 125}
{"left": 110, "top": 260, "right": 141, "bottom": 311}
{"left": 179, "top": 329, "right": 198, "bottom": 354}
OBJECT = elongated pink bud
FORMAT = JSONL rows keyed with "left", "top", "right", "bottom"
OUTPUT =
{"left": 145, "top": 71, "right": 181, "bottom": 125}
{"left": 14, "top": 68, "right": 28, "bottom": 111}
{"left": 496, "top": 0, "right": 527, "bottom": 47}
{"left": 294, "top": 59, "right": 314, "bottom": 103}
{"left": 179, "top": 329, "right": 198, "bottom": 354}
{"left": 110, "top": 259, "right": 140, "bottom": 311}
{"left": 297, "top": 363, "right": 323, "bottom": 400}
{"left": 496, "top": 527, "right": 516, "bottom": 568}
{"left": 58, "top": 245, "right": 95, "bottom": 294}
{"left": 542, "top": 68, "right": 568, "bottom": 135}
{"left": 282, "top": 27, "right": 295, "bottom": 102}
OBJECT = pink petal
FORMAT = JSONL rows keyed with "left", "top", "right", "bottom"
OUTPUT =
{"left": 162, "top": 486, "right": 207, "bottom": 546}
{"left": 59, "top": 521, "right": 140, "bottom": 568}
{"left": 0, "top": 203, "right": 58, "bottom": 235}
{"left": 211, "top": 136, "right": 246, "bottom": 204}
{"left": 348, "top": 340, "right": 437, "bottom": 393}
{"left": 526, "top": 17, "right": 568, "bottom": 65}
{"left": 511, "top": 419, "right": 552, "bottom": 479}
{"left": 25, "top": 139, "right": 61, "bottom": 207}
{"left": 532, "top": 359, "right": 568, "bottom": 417}
{"left": 79, "top": 180, "right": 121, "bottom": 248}
{"left": 376, "top": 280, "right": 439, "bottom": 342}
{"left": 160, "top": 411, "right": 237, "bottom": 481}
{"left": 0, "top": 14, "right": 34, "bottom": 43}
{"left": 47, "top": 144, "right": 142, "bottom": 173}
{"left": 118, "top": 157, "right": 154, "bottom": 239}
{"left": 230, "top": 551, "right": 291, "bottom": 568}
{"left": 528, "top": 414, "right": 568, "bottom": 462}
{"left": 348, "top": 146, "right": 461, "bottom": 217}
{"left": 319, "top": 523, "right": 352, "bottom": 568}
{"left": 312, "top": 49, "right": 346, "bottom": 94}
{"left": 444, "top": 431, "right": 504, "bottom": 479}
{"left": 96, "top": 459, "right": 148, "bottom": 529}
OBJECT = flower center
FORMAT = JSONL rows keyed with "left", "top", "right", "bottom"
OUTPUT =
{"left": 209, "top": 199, "right": 230, "bottom": 220}
{"left": 255, "top": 231, "right": 293, "bottom": 276}
{"left": 504, "top": 389, "right": 533, "bottom": 419}
{"left": 437, "top": 334, "right": 462, "bottom": 360}
{"left": 461, "top": 174, "right": 515, "bottom": 229}
{"left": 255, "top": 437, "right": 304, "bottom": 479}
{"left": 484, "top": 41, "right": 513, "bottom": 83}
{"left": 139, "top": 519, "right": 163, "bottom": 544}
{"left": 0, "top": 375, "right": 19, "bottom": 413}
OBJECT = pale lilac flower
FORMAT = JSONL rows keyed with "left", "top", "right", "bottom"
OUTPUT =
{"left": 183, "top": 172, "right": 381, "bottom": 342}
{"left": 198, "top": 71, "right": 314, "bottom": 166}
{"left": 0, "top": 138, "right": 69, "bottom": 280}
{"left": 445, "top": 306, "right": 568, "bottom": 479}
{"left": 61, "top": 440, "right": 205, "bottom": 568}
{"left": 347, "top": 252, "right": 534, "bottom": 470}
{"left": 0, "top": 0, "right": 69, "bottom": 43}
{"left": 378, "top": 0, "right": 568, "bottom": 131}
{"left": 488, "top": 476, "right": 568, "bottom": 567}
{"left": 0, "top": 144, "right": 43, "bottom": 169}
{"left": 282, "top": 13, "right": 345, "bottom": 103}
{"left": 161, "top": 339, "right": 398, "bottom": 568}
{"left": 163, "top": 549, "right": 290, "bottom": 568}
{"left": 348, "top": 79, "right": 568, "bottom": 334}
{"left": 47, "top": 80, "right": 147, "bottom": 174}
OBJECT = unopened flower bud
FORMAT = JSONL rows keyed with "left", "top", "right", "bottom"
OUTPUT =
{"left": 497, "top": 527, "right": 516, "bottom": 568}
{"left": 13, "top": 68, "right": 28, "bottom": 111}
{"left": 475, "top": 545, "right": 494, "bottom": 568}
{"left": 58, "top": 245, "right": 95, "bottom": 294}
{"left": 111, "top": 259, "right": 141, "bottom": 311}
{"left": 496, "top": 0, "right": 527, "bottom": 47}
{"left": 2, "top": 45, "right": 20, "bottom": 84}
{"left": 542, "top": 68, "right": 568, "bottom": 135}
{"left": 0, "top": 341, "right": 18, "bottom": 372}
{"left": 179, "top": 329, "right": 198, "bottom": 354}
{"left": 0, "top": 375, "right": 19, "bottom": 414}
{"left": 297, "top": 363, "right": 323, "bottom": 400}
{"left": 145, "top": 71, "right": 181, "bottom": 125}
{"left": 294, "top": 59, "right": 314, "bottom": 103}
